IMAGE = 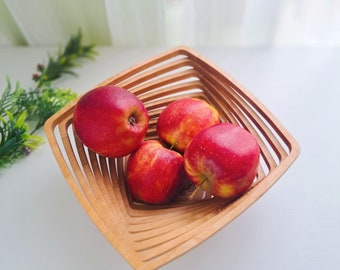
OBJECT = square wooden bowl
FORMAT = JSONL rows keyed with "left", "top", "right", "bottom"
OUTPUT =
{"left": 44, "top": 46, "right": 300, "bottom": 270}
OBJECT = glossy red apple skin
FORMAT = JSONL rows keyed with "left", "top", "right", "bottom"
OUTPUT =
{"left": 73, "top": 85, "right": 149, "bottom": 158}
{"left": 156, "top": 98, "right": 220, "bottom": 152}
{"left": 126, "top": 140, "right": 185, "bottom": 204}
{"left": 184, "top": 123, "right": 260, "bottom": 199}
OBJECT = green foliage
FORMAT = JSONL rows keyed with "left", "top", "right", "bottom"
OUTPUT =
{"left": 0, "top": 111, "right": 44, "bottom": 168}
{"left": 24, "top": 85, "right": 78, "bottom": 133}
{"left": 0, "top": 78, "right": 26, "bottom": 118}
{"left": 33, "top": 30, "right": 97, "bottom": 87}
{"left": 0, "top": 30, "right": 97, "bottom": 168}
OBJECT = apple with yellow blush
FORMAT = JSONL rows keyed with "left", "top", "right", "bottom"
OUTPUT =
{"left": 156, "top": 98, "right": 220, "bottom": 152}
{"left": 184, "top": 123, "right": 260, "bottom": 199}
{"left": 126, "top": 140, "right": 185, "bottom": 204}
{"left": 73, "top": 85, "right": 148, "bottom": 158}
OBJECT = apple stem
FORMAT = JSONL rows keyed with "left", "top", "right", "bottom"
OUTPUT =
{"left": 128, "top": 114, "right": 137, "bottom": 126}
{"left": 169, "top": 142, "right": 177, "bottom": 150}
{"left": 188, "top": 177, "right": 207, "bottom": 200}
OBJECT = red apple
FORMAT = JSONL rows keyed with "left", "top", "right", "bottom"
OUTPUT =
{"left": 126, "top": 140, "right": 185, "bottom": 204}
{"left": 183, "top": 123, "right": 260, "bottom": 199}
{"left": 73, "top": 85, "right": 149, "bottom": 157}
{"left": 156, "top": 97, "right": 220, "bottom": 152}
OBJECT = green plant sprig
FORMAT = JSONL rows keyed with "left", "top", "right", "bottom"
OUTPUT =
{"left": 0, "top": 30, "right": 97, "bottom": 168}
{"left": 33, "top": 30, "right": 97, "bottom": 88}
{"left": 0, "top": 111, "right": 44, "bottom": 168}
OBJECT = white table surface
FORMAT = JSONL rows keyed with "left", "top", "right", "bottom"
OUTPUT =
{"left": 0, "top": 46, "right": 339, "bottom": 270}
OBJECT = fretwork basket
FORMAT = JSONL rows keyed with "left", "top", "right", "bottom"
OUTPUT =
{"left": 44, "top": 46, "right": 300, "bottom": 270}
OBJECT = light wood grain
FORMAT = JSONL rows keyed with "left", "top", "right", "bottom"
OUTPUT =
{"left": 44, "top": 46, "right": 300, "bottom": 270}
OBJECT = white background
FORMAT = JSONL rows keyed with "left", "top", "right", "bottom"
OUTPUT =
{"left": 0, "top": 46, "right": 339, "bottom": 269}
{"left": 1, "top": 0, "right": 340, "bottom": 47}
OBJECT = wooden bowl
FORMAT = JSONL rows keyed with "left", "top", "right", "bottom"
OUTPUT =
{"left": 44, "top": 46, "right": 300, "bottom": 270}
